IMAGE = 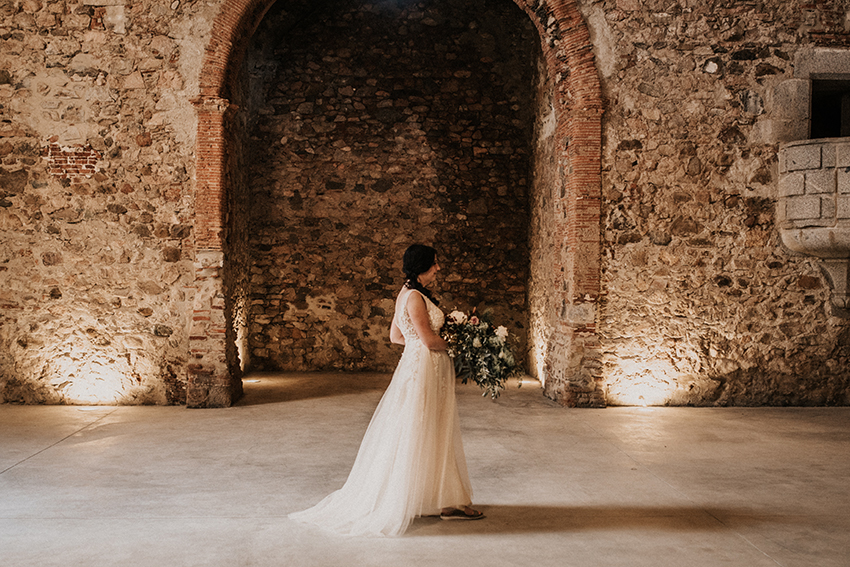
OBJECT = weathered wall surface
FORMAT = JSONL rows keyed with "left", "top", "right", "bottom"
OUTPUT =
{"left": 0, "top": 0, "right": 216, "bottom": 403}
{"left": 585, "top": 0, "right": 850, "bottom": 405}
{"left": 528, "top": 52, "right": 558, "bottom": 383}
{"left": 1, "top": 0, "right": 849, "bottom": 406}
{"left": 240, "top": 0, "right": 537, "bottom": 372}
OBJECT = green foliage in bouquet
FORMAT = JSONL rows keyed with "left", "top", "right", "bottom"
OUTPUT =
{"left": 441, "top": 309, "right": 520, "bottom": 399}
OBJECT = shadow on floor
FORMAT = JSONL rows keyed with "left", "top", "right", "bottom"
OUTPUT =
{"left": 234, "top": 372, "right": 392, "bottom": 405}
{"left": 407, "top": 504, "right": 786, "bottom": 535}
{"left": 235, "top": 372, "right": 552, "bottom": 408}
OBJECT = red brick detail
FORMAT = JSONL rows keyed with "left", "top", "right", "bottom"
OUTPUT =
{"left": 90, "top": 7, "right": 106, "bottom": 30}
{"left": 511, "top": 0, "right": 604, "bottom": 311}
{"left": 794, "top": 0, "right": 850, "bottom": 46}
{"left": 191, "top": 97, "right": 230, "bottom": 251}
{"left": 198, "top": 0, "right": 277, "bottom": 100}
{"left": 41, "top": 143, "right": 101, "bottom": 182}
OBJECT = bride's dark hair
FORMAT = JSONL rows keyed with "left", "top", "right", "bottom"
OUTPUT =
{"left": 403, "top": 244, "right": 439, "bottom": 305}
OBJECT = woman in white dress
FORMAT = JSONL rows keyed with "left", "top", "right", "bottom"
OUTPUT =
{"left": 288, "top": 244, "right": 483, "bottom": 536}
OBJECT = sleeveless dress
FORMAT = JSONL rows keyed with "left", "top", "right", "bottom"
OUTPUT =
{"left": 288, "top": 287, "right": 473, "bottom": 536}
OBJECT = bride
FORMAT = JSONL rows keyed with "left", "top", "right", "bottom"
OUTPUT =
{"left": 288, "top": 244, "right": 483, "bottom": 536}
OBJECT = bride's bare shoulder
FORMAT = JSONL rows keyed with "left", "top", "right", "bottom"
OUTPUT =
{"left": 395, "top": 286, "right": 412, "bottom": 306}
{"left": 397, "top": 287, "right": 424, "bottom": 309}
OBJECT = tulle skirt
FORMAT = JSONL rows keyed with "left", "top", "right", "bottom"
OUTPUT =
{"left": 288, "top": 343, "right": 472, "bottom": 536}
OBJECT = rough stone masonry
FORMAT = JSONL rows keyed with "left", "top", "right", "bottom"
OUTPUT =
{"left": 0, "top": 0, "right": 849, "bottom": 407}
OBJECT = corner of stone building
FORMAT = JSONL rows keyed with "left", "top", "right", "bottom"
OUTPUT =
{"left": 186, "top": 366, "right": 241, "bottom": 409}
{"left": 186, "top": 250, "right": 243, "bottom": 408}
{"left": 541, "top": 304, "right": 607, "bottom": 408}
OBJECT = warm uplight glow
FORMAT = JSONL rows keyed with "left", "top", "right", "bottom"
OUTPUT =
{"left": 60, "top": 361, "right": 127, "bottom": 404}
{"left": 529, "top": 341, "right": 547, "bottom": 387}
{"left": 233, "top": 293, "right": 250, "bottom": 372}
{"left": 236, "top": 321, "right": 248, "bottom": 372}
{"left": 608, "top": 381, "right": 673, "bottom": 406}
{"left": 47, "top": 346, "right": 141, "bottom": 405}
{"left": 606, "top": 359, "right": 677, "bottom": 406}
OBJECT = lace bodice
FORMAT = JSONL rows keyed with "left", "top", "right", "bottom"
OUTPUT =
{"left": 397, "top": 289, "right": 445, "bottom": 343}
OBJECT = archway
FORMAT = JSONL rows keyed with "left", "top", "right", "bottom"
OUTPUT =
{"left": 188, "top": 0, "right": 603, "bottom": 408}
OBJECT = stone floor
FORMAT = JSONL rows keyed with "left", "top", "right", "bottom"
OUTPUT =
{"left": 2, "top": 372, "right": 849, "bottom": 567}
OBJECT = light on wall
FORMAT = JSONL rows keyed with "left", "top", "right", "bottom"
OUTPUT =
{"left": 51, "top": 355, "right": 128, "bottom": 404}
{"left": 530, "top": 342, "right": 547, "bottom": 387}
{"left": 46, "top": 346, "right": 139, "bottom": 405}
{"left": 606, "top": 358, "right": 676, "bottom": 406}
{"left": 526, "top": 319, "right": 552, "bottom": 388}
{"left": 233, "top": 293, "right": 250, "bottom": 372}
{"left": 608, "top": 379, "right": 673, "bottom": 407}
{"left": 236, "top": 322, "right": 248, "bottom": 372}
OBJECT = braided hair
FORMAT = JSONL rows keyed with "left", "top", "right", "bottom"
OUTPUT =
{"left": 402, "top": 244, "right": 439, "bottom": 305}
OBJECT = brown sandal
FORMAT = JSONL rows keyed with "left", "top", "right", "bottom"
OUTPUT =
{"left": 439, "top": 507, "right": 485, "bottom": 521}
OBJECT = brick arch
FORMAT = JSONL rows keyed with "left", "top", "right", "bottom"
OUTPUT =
{"left": 189, "top": 0, "right": 603, "bottom": 407}
{"left": 192, "top": 0, "right": 277, "bottom": 253}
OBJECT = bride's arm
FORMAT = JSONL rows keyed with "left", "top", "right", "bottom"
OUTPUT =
{"left": 390, "top": 316, "right": 405, "bottom": 345}
{"left": 407, "top": 292, "right": 448, "bottom": 351}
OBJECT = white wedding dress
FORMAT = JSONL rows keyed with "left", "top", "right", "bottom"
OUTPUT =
{"left": 288, "top": 287, "right": 473, "bottom": 536}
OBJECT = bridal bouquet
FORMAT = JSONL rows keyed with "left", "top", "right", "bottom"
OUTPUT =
{"left": 441, "top": 309, "right": 520, "bottom": 399}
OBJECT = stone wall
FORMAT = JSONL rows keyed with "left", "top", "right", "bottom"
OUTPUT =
{"left": 779, "top": 139, "right": 850, "bottom": 234}
{"left": 239, "top": 0, "right": 538, "bottom": 372}
{"left": 1, "top": 0, "right": 849, "bottom": 407}
{"left": 0, "top": 0, "right": 214, "bottom": 404}
{"left": 586, "top": 0, "right": 850, "bottom": 405}
{"left": 528, "top": 53, "right": 559, "bottom": 382}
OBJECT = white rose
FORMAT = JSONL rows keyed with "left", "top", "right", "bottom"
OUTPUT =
{"left": 472, "top": 337, "right": 482, "bottom": 348}
{"left": 449, "top": 310, "right": 467, "bottom": 324}
{"left": 495, "top": 326, "right": 509, "bottom": 341}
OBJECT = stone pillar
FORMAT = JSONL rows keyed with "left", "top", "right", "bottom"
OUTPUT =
{"left": 543, "top": 107, "right": 605, "bottom": 407}
{"left": 188, "top": 250, "right": 235, "bottom": 407}
{"left": 187, "top": 96, "right": 242, "bottom": 407}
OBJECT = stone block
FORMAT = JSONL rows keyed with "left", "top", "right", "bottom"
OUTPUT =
{"left": 778, "top": 172, "right": 805, "bottom": 197}
{"left": 823, "top": 144, "right": 836, "bottom": 168}
{"left": 803, "top": 217, "right": 837, "bottom": 227}
{"left": 776, "top": 200, "right": 787, "bottom": 223}
{"left": 837, "top": 145, "right": 850, "bottom": 168}
{"left": 822, "top": 196, "right": 836, "bottom": 220}
{"left": 564, "top": 302, "right": 596, "bottom": 325}
{"left": 785, "top": 144, "right": 821, "bottom": 171}
{"left": 839, "top": 168, "right": 850, "bottom": 194}
{"left": 785, "top": 195, "right": 821, "bottom": 220}
{"left": 805, "top": 169, "right": 836, "bottom": 194}
{"left": 795, "top": 48, "right": 850, "bottom": 80}
{"left": 759, "top": 118, "right": 810, "bottom": 147}
{"left": 838, "top": 196, "right": 850, "bottom": 219}
{"left": 771, "top": 79, "right": 810, "bottom": 119}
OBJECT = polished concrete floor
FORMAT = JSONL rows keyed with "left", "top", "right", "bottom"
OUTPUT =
{"left": 1, "top": 372, "right": 849, "bottom": 567}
